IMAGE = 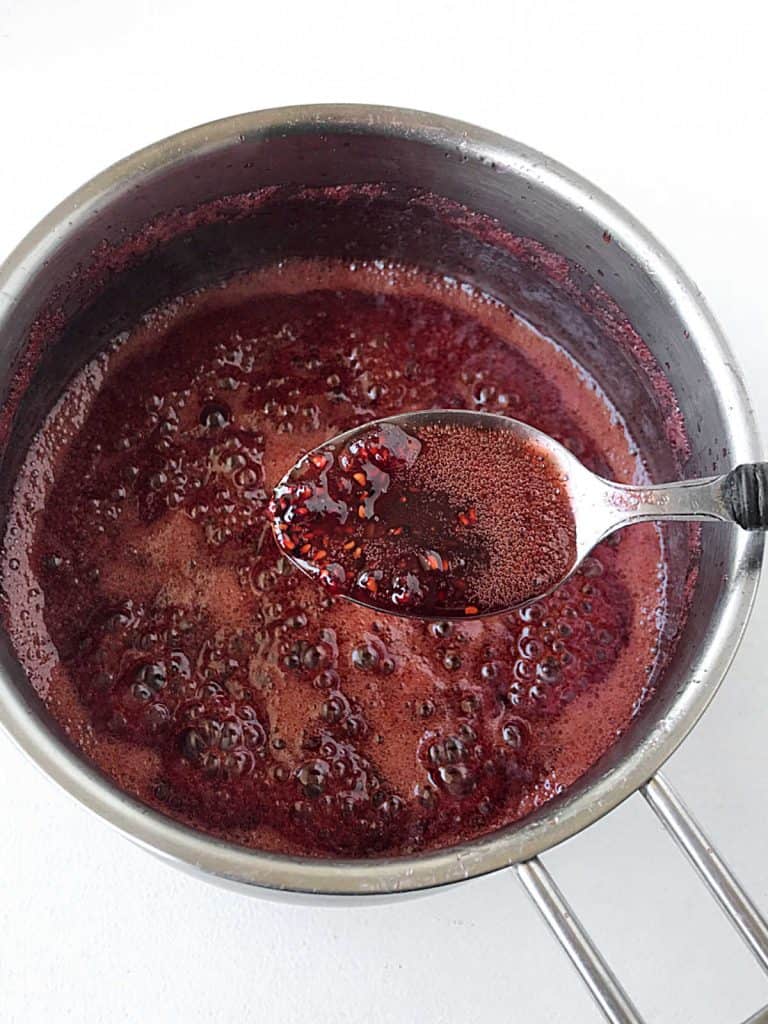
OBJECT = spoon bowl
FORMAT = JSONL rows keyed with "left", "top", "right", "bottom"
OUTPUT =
{"left": 270, "top": 410, "right": 768, "bottom": 618}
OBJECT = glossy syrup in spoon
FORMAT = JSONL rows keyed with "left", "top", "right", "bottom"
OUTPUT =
{"left": 269, "top": 410, "right": 768, "bottom": 619}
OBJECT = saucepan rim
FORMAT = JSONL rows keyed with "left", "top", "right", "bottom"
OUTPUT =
{"left": 0, "top": 104, "right": 762, "bottom": 898}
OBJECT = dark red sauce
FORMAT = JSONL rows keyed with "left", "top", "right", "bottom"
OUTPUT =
{"left": 0, "top": 261, "right": 667, "bottom": 857}
{"left": 270, "top": 418, "right": 577, "bottom": 616}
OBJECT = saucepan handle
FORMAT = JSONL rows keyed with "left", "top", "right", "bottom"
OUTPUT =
{"left": 516, "top": 773, "right": 768, "bottom": 1024}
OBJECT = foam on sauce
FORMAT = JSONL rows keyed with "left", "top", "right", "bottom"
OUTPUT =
{"left": 1, "top": 260, "right": 667, "bottom": 857}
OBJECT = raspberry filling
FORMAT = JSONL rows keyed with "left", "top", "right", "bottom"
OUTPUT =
{"left": 269, "top": 419, "right": 577, "bottom": 616}
{"left": 0, "top": 261, "right": 671, "bottom": 857}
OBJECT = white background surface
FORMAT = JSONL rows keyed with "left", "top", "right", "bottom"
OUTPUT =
{"left": 1, "top": 2, "right": 767, "bottom": 1021}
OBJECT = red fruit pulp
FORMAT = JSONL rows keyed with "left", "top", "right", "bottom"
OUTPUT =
{"left": 269, "top": 419, "right": 577, "bottom": 616}
{"left": 1, "top": 260, "right": 671, "bottom": 857}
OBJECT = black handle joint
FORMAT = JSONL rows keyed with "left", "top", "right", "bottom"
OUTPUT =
{"left": 722, "top": 463, "right": 768, "bottom": 530}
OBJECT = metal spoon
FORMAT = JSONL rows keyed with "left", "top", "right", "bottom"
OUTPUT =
{"left": 271, "top": 409, "right": 768, "bottom": 617}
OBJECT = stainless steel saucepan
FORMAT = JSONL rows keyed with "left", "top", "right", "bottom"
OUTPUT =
{"left": 0, "top": 106, "right": 764, "bottom": 1024}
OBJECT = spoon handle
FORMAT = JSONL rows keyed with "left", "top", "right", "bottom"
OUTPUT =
{"left": 605, "top": 463, "right": 768, "bottom": 530}
{"left": 722, "top": 463, "right": 768, "bottom": 529}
